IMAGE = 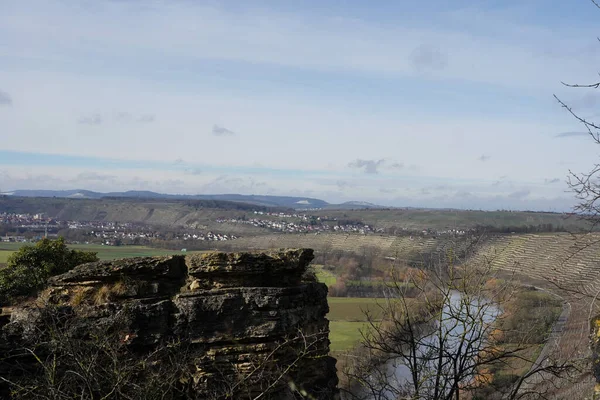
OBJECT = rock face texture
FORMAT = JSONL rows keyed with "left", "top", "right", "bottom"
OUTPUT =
{"left": 0, "top": 249, "right": 338, "bottom": 399}
{"left": 591, "top": 315, "right": 600, "bottom": 399}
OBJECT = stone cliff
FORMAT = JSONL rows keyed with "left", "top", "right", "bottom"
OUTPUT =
{"left": 0, "top": 249, "right": 338, "bottom": 399}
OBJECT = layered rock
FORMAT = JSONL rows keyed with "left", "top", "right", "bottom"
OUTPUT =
{"left": 0, "top": 249, "right": 338, "bottom": 399}
{"left": 591, "top": 315, "right": 600, "bottom": 399}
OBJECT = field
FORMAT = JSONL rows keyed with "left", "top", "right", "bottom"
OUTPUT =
{"left": 0, "top": 242, "right": 180, "bottom": 263}
{"left": 326, "top": 297, "right": 384, "bottom": 352}
{"left": 313, "top": 265, "right": 337, "bottom": 287}
{"left": 313, "top": 265, "right": 383, "bottom": 352}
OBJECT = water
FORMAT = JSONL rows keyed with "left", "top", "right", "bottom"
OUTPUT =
{"left": 361, "top": 290, "right": 500, "bottom": 400}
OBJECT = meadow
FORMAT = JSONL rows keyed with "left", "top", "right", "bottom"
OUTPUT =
{"left": 327, "top": 297, "right": 382, "bottom": 352}
{"left": 0, "top": 242, "right": 180, "bottom": 264}
{"left": 312, "top": 265, "right": 383, "bottom": 352}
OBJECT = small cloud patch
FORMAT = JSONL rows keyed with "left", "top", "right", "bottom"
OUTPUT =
{"left": 75, "top": 172, "right": 116, "bottom": 181}
{"left": 0, "top": 90, "right": 12, "bottom": 106}
{"left": 78, "top": 114, "right": 103, "bottom": 125}
{"left": 478, "top": 155, "right": 491, "bottom": 162}
{"left": 545, "top": 178, "right": 561, "bottom": 184}
{"left": 411, "top": 44, "right": 448, "bottom": 71}
{"left": 348, "top": 159, "right": 385, "bottom": 174}
{"left": 186, "top": 167, "right": 202, "bottom": 175}
{"left": 554, "top": 131, "right": 589, "bottom": 138}
{"left": 212, "top": 124, "right": 236, "bottom": 136}
{"left": 138, "top": 114, "right": 155, "bottom": 123}
{"left": 508, "top": 189, "right": 530, "bottom": 199}
{"left": 115, "top": 112, "right": 132, "bottom": 123}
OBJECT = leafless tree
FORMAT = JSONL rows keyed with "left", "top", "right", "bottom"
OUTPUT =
{"left": 339, "top": 246, "right": 577, "bottom": 400}
{"left": 554, "top": 1, "right": 600, "bottom": 228}
{"left": 0, "top": 302, "right": 331, "bottom": 400}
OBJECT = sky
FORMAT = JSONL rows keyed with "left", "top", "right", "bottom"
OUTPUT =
{"left": 1, "top": 0, "right": 600, "bottom": 211}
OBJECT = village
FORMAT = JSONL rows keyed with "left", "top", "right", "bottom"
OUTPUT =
{"left": 1, "top": 211, "right": 467, "bottom": 246}
{"left": 0, "top": 212, "right": 237, "bottom": 245}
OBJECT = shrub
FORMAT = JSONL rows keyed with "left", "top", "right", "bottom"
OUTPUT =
{"left": 328, "top": 279, "right": 348, "bottom": 297}
{"left": 0, "top": 238, "right": 98, "bottom": 305}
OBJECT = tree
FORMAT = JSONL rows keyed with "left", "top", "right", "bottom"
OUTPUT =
{"left": 0, "top": 301, "right": 331, "bottom": 400}
{"left": 0, "top": 238, "right": 98, "bottom": 305}
{"left": 554, "top": 1, "right": 600, "bottom": 227}
{"left": 339, "top": 243, "right": 576, "bottom": 400}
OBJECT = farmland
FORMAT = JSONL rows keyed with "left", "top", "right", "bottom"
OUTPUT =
{"left": 326, "top": 297, "right": 384, "bottom": 352}
{"left": 0, "top": 242, "right": 180, "bottom": 264}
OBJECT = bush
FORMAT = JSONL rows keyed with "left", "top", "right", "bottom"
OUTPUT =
{"left": 496, "top": 289, "right": 562, "bottom": 344}
{"left": 328, "top": 280, "right": 348, "bottom": 297}
{"left": 0, "top": 238, "right": 98, "bottom": 305}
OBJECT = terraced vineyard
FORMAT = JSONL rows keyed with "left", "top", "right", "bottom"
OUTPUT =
{"left": 469, "top": 233, "right": 600, "bottom": 295}
{"left": 211, "top": 233, "right": 471, "bottom": 263}
{"left": 468, "top": 232, "right": 600, "bottom": 399}
{"left": 222, "top": 232, "right": 600, "bottom": 398}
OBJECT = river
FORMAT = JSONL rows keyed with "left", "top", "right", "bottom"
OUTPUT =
{"left": 362, "top": 290, "right": 500, "bottom": 400}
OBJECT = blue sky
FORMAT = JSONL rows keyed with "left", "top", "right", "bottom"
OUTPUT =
{"left": 1, "top": 0, "right": 599, "bottom": 210}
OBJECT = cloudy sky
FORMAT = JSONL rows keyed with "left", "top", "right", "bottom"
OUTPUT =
{"left": 1, "top": 0, "right": 600, "bottom": 210}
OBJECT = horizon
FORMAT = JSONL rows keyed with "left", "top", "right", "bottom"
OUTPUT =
{"left": 0, "top": 188, "right": 579, "bottom": 213}
{"left": 2, "top": 0, "right": 599, "bottom": 212}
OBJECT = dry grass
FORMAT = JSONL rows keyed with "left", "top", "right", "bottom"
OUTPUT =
{"left": 111, "top": 281, "right": 129, "bottom": 296}
{"left": 93, "top": 285, "right": 112, "bottom": 305}
{"left": 92, "top": 281, "right": 131, "bottom": 305}
{"left": 70, "top": 287, "right": 92, "bottom": 306}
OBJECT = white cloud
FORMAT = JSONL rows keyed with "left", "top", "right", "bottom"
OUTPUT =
{"left": 0, "top": 0, "right": 596, "bottom": 92}
{"left": 0, "top": 0, "right": 596, "bottom": 210}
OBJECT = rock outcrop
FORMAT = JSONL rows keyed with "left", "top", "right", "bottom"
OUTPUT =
{"left": 591, "top": 315, "right": 600, "bottom": 399}
{"left": 0, "top": 249, "right": 338, "bottom": 399}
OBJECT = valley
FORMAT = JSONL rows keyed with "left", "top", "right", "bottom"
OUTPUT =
{"left": 1, "top": 194, "right": 599, "bottom": 398}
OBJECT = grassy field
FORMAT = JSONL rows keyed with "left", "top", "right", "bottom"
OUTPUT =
{"left": 328, "top": 321, "right": 371, "bottom": 352}
{"left": 314, "top": 266, "right": 383, "bottom": 352}
{"left": 313, "top": 265, "right": 337, "bottom": 287}
{"left": 327, "top": 297, "right": 385, "bottom": 352}
{"left": 0, "top": 242, "right": 180, "bottom": 263}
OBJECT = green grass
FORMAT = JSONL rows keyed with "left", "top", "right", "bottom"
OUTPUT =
{"left": 329, "top": 321, "right": 372, "bottom": 352}
{"left": 69, "top": 245, "right": 178, "bottom": 260}
{"left": 327, "top": 297, "right": 384, "bottom": 321}
{"left": 327, "top": 297, "right": 386, "bottom": 352}
{"left": 0, "top": 242, "right": 180, "bottom": 263}
{"left": 0, "top": 251, "right": 12, "bottom": 264}
{"left": 313, "top": 265, "right": 337, "bottom": 287}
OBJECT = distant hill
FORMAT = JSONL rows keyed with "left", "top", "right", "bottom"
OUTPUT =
{"left": 0, "top": 195, "right": 590, "bottom": 234}
{"left": 5, "top": 190, "right": 384, "bottom": 210}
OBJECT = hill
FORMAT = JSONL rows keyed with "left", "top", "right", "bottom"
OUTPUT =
{"left": 0, "top": 196, "right": 591, "bottom": 234}
{"left": 0, "top": 196, "right": 282, "bottom": 235}
{"left": 4, "top": 190, "right": 359, "bottom": 210}
{"left": 311, "top": 208, "right": 588, "bottom": 232}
